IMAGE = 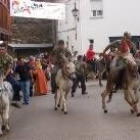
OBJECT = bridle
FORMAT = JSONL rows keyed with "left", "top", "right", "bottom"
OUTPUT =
{"left": 62, "top": 66, "right": 75, "bottom": 80}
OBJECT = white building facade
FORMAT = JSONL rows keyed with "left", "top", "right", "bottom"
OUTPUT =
{"left": 57, "top": 0, "right": 140, "bottom": 55}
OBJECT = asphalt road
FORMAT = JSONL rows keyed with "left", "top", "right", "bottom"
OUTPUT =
{"left": 1, "top": 81, "right": 140, "bottom": 140}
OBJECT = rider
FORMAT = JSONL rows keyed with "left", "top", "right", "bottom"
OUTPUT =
{"left": 103, "top": 32, "right": 137, "bottom": 89}
{"left": 86, "top": 44, "right": 98, "bottom": 75}
{"left": 51, "top": 40, "right": 72, "bottom": 94}
{"left": 111, "top": 32, "right": 136, "bottom": 68}
{"left": 0, "top": 42, "right": 21, "bottom": 108}
{"left": 120, "top": 32, "right": 136, "bottom": 66}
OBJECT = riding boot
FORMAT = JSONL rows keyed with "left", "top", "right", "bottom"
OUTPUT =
{"left": 51, "top": 65, "right": 59, "bottom": 94}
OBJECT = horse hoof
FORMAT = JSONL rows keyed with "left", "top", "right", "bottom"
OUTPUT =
{"left": 54, "top": 107, "right": 58, "bottom": 111}
{"left": 2, "top": 125, "right": 5, "bottom": 131}
{"left": 137, "top": 113, "right": 140, "bottom": 117}
{"left": 6, "top": 129, "right": 10, "bottom": 132}
{"left": 62, "top": 108, "right": 64, "bottom": 112}
{"left": 134, "top": 100, "right": 138, "bottom": 104}
{"left": 71, "top": 94, "right": 74, "bottom": 97}
{"left": 64, "top": 111, "right": 68, "bottom": 115}
{"left": 107, "top": 99, "right": 111, "bottom": 103}
{"left": 6, "top": 127, "right": 10, "bottom": 132}
{"left": 104, "top": 110, "right": 108, "bottom": 113}
{"left": 0, "top": 133, "right": 3, "bottom": 137}
{"left": 130, "top": 109, "right": 134, "bottom": 114}
{"left": 57, "top": 104, "right": 60, "bottom": 108}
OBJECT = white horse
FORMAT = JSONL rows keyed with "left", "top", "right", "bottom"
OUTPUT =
{"left": 54, "top": 56, "right": 76, "bottom": 114}
{"left": 0, "top": 73, "right": 13, "bottom": 136}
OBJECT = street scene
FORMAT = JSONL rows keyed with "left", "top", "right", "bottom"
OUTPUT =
{"left": 1, "top": 0, "right": 140, "bottom": 140}
{"left": 2, "top": 81, "right": 140, "bottom": 140}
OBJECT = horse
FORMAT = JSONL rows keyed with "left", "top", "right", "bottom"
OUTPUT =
{"left": 0, "top": 72, "right": 13, "bottom": 136}
{"left": 54, "top": 56, "right": 76, "bottom": 114}
{"left": 82, "top": 55, "right": 99, "bottom": 80}
{"left": 101, "top": 57, "right": 140, "bottom": 117}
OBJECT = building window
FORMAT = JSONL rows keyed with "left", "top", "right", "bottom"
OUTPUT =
{"left": 90, "top": 0, "right": 103, "bottom": 18}
{"left": 92, "top": 10, "right": 96, "bottom": 17}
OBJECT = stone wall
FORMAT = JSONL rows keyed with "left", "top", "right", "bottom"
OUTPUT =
{"left": 11, "top": 17, "right": 56, "bottom": 44}
{"left": 11, "top": 0, "right": 63, "bottom": 44}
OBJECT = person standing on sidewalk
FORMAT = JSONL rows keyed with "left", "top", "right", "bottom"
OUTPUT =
{"left": 15, "top": 57, "right": 33, "bottom": 105}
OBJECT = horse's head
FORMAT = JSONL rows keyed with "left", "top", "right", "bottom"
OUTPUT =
{"left": 62, "top": 55, "right": 76, "bottom": 81}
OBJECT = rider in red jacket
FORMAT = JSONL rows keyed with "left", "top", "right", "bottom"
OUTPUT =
{"left": 121, "top": 32, "right": 131, "bottom": 53}
{"left": 86, "top": 44, "right": 98, "bottom": 75}
{"left": 86, "top": 44, "right": 96, "bottom": 61}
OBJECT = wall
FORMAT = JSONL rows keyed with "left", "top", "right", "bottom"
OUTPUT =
{"left": 80, "top": 0, "right": 140, "bottom": 53}
{"left": 11, "top": 0, "right": 62, "bottom": 44}
{"left": 11, "top": 18, "right": 55, "bottom": 44}
{"left": 0, "top": 0, "right": 11, "bottom": 41}
{"left": 57, "top": 0, "right": 79, "bottom": 52}
{"left": 57, "top": 0, "right": 140, "bottom": 55}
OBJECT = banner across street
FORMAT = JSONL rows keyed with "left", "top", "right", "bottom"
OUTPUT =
{"left": 10, "top": 0, "right": 65, "bottom": 20}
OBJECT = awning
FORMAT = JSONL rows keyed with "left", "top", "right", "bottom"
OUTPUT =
{"left": 8, "top": 43, "right": 54, "bottom": 49}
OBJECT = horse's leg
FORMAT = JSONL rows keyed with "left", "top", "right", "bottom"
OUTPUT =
{"left": 56, "top": 89, "right": 64, "bottom": 110}
{"left": 128, "top": 88, "right": 140, "bottom": 116}
{"left": 54, "top": 90, "right": 60, "bottom": 110}
{"left": 133, "top": 88, "right": 139, "bottom": 104}
{"left": 101, "top": 89, "right": 110, "bottom": 113}
{"left": 61, "top": 92, "right": 68, "bottom": 112}
{"left": 2, "top": 109, "right": 6, "bottom": 133}
{"left": 62, "top": 92, "right": 67, "bottom": 114}
{"left": 102, "top": 78, "right": 114, "bottom": 113}
{"left": 99, "top": 70, "right": 103, "bottom": 87}
{"left": 107, "top": 92, "right": 113, "bottom": 103}
{"left": 99, "top": 66, "right": 106, "bottom": 87}
{"left": 107, "top": 84, "right": 116, "bottom": 103}
{"left": 60, "top": 93, "right": 63, "bottom": 111}
{"left": 124, "top": 89, "right": 133, "bottom": 106}
{"left": 133, "top": 88, "right": 140, "bottom": 116}
{"left": 5, "top": 103, "right": 10, "bottom": 132}
{"left": 124, "top": 89, "right": 138, "bottom": 115}
{"left": 0, "top": 115, "right": 3, "bottom": 136}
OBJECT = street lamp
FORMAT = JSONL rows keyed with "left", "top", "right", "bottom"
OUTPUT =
{"left": 72, "top": 2, "right": 79, "bottom": 40}
{"left": 72, "top": 2, "right": 79, "bottom": 21}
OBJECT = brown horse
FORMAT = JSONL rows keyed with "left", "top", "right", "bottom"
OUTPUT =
{"left": 101, "top": 60, "right": 140, "bottom": 116}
